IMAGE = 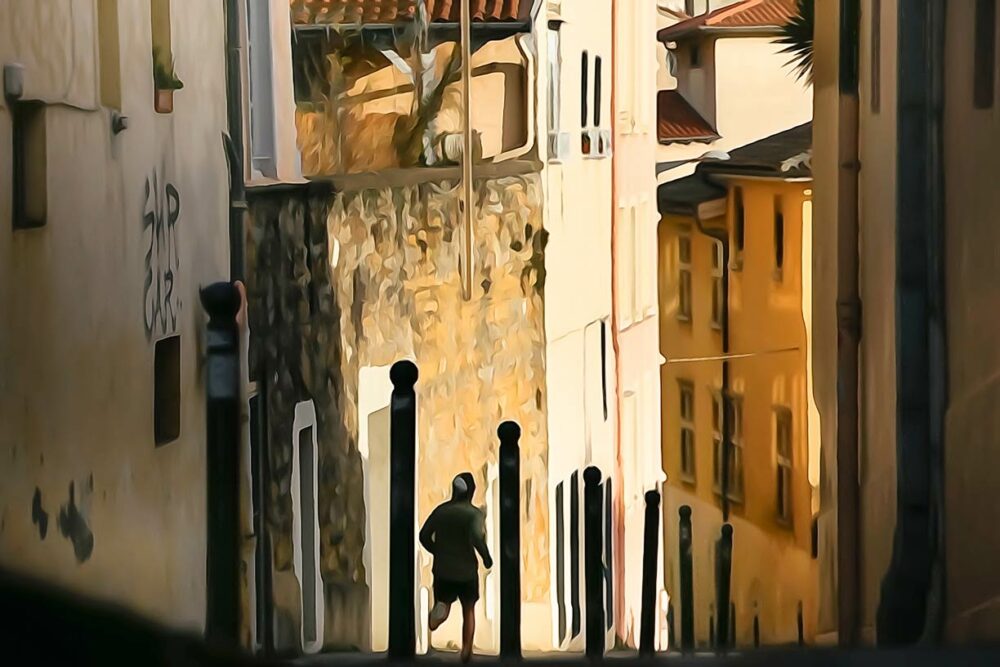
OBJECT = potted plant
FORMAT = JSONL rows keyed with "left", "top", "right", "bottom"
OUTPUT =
{"left": 152, "top": 48, "right": 183, "bottom": 113}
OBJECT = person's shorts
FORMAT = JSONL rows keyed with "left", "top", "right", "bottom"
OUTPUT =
{"left": 433, "top": 578, "right": 479, "bottom": 605}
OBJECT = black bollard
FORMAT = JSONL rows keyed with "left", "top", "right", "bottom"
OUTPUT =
{"left": 583, "top": 466, "right": 605, "bottom": 659}
{"left": 667, "top": 603, "right": 675, "bottom": 652}
{"left": 201, "top": 282, "right": 243, "bottom": 646}
{"left": 498, "top": 421, "right": 522, "bottom": 660}
{"left": 716, "top": 524, "right": 733, "bottom": 653}
{"left": 388, "top": 360, "right": 418, "bottom": 660}
{"left": 639, "top": 490, "right": 660, "bottom": 656}
{"left": 678, "top": 506, "right": 694, "bottom": 652}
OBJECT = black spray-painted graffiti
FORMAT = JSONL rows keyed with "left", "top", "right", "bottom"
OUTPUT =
{"left": 143, "top": 171, "right": 181, "bottom": 339}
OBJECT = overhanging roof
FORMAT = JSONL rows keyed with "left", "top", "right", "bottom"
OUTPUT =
{"left": 657, "top": 0, "right": 797, "bottom": 43}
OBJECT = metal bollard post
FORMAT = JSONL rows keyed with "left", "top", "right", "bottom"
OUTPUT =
{"left": 388, "top": 360, "right": 418, "bottom": 659}
{"left": 201, "top": 282, "right": 243, "bottom": 646}
{"left": 639, "top": 490, "right": 660, "bottom": 656}
{"left": 583, "top": 466, "right": 605, "bottom": 659}
{"left": 678, "top": 506, "right": 694, "bottom": 652}
{"left": 716, "top": 524, "right": 733, "bottom": 652}
{"left": 498, "top": 421, "right": 522, "bottom": 660}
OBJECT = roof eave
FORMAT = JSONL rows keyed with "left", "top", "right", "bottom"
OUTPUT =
{"left": 659, "top": 24, "right": 787, "bottom": 44}
{"left": 657, "top": 134, "right": 721, "bottom": 146}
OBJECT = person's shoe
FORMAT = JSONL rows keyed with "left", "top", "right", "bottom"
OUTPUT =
{"left": 429, "top": 602, "right": 449, "bottom": 631}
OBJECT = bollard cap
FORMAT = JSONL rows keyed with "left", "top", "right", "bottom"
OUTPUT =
{"left": 679, "top": 505, "right": 692, "bottom": 518}
{"left": 721, "top": 523, "right": 733, "bottom": 538}
{"left": 497, "top": 421, "right": 521, "bottom": 443}
{"left": 644, "top": 490, "right": 660, "bottom": 507}
{"left": 390, "top": 359, "right": 419, "bottom": 388}
{"left": 583, "top": 466, "right": 602, "bottom": 485}
{"left": 200, "top": 282, "right": 242, "bottom": 324}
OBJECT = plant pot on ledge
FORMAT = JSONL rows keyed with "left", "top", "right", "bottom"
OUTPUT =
{"left": 154, "top": 88, "right": 174, "bottom": 114}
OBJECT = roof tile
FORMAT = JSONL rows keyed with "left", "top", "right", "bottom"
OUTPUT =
{"left": 291, "top": 0, "right": 530, "bottom": 25}
{"left": 657, "top": 0, "right": 797, "bottom": 42}
{"left": 657, "top": 90, "right": 719, "bottom": 144}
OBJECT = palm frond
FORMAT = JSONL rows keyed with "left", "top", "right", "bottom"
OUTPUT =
{"left": 775, "top": 0, "right": 814, "bottom": 84}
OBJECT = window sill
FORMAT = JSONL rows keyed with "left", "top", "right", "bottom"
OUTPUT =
{"left": 676, "top": 314, "right": 692, "bottom": 324}
{"left": 680, "top": 474, "right": 697, "bottom": 487}
{"left": 776, "top": 515, "right": 793, "bottom": 530}
{"left": 712, "top": 487, "right": 744, "bottom": 505}
{"left": 772, "top": 269, "right": 784, "bottom": 282}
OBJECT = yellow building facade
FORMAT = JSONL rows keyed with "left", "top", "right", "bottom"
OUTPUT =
{"left": 658, "top": 124, "right": 817, "bottom": 648}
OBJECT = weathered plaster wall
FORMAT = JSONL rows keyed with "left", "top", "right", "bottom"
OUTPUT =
{"left": 0, "top": 0, "right": 230, "bottom": 631}
{"left": 246, "top": 171, "right": 549, "bottom": 653}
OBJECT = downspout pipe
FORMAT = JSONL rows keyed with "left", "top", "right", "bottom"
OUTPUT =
{"left": 225, "top": 0, "right": 247, "bottom": 282}
{"left": 875, "top": 0, "right": 946, "bottom": 645}
{"left": 835, "top": 0, "right": 861, "bottom": 648}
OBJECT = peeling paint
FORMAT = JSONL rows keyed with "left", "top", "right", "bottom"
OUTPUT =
{"left": 58, "top": 482, "right": 94, "bottom": 563}
{"left": 31, "top": 488, "right": 48, "bottom": 540}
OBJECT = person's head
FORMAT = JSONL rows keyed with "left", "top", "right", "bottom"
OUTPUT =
{"left": 451, "top": 472, "right": 476, "bottom": 502}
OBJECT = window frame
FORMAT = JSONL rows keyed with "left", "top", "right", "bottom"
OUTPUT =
{"left": 677, "top": 231, "right": 693, "bottom": 322}
{"left": 773, "top": 195, "right": 785, "bottom": 280}
{"left": 711, "top": 240, "right": 723, "bottom": 329}
{"left": 679, "top": 381, "right": 696, "bottom": 484}
{"left": 11, "top": 101, "right": 47, "bottom": 230}
{"left": 732, "top": 187, "right": 745, "bottom": 270}
{"left": 713, "top": 392, "right": 744, "bottom": 503}
{"left": 974, "top": 0, "right": 997, "bottom": 110}
{"left": 548, "top": 21, "right": 563, "bottom": 134}
{"left": 245, "top": 0, "right": 278, "bottom": 179}
{"left": 775, "top": 407, "right": 793, "bottom": 525}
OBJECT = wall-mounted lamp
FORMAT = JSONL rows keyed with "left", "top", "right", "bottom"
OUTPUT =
{"left": 4, "top": 63, "right": 25, "bottom": 102}
{"left": 111, "top": 111, "right": 129, "bottom": 135}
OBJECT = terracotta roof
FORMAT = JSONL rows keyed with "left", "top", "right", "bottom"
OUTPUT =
{"left": 291, "top": 0, "right": 532, "bottom": 25}
{"left": 657, "top": 90, "right": 719, "bottom": 145}
{"left": 657, "top": 0, "right": 798, "bottom": 42}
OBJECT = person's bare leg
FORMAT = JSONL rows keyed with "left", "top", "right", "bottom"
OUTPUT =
{"left": 460, "top": 600, "right": 476, "bottom": 663}
{"left": 429, "top": 600, "right": 451, "bottom": 632}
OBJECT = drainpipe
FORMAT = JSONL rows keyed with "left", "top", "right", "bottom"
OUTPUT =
{"left": 690, "top": 210, "right": 731, "bottom": 522}
{"left": 834, "top": 0, "right": 861, "bottom": 648}
{"left": 609, "top": 0, "right": 628, "bottom": 644}
{"left": 224, "top": 0, "right": 247, "bottom": 282}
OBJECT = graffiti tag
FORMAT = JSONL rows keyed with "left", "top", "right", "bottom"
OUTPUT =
{"left": 142, "top": 171, "right": 181, "bottom": 339}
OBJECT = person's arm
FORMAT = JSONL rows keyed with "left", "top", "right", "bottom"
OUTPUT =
{"left": 472, "top": 510, "right": 493, "bottom": 569}
{"left": 419, "top": 510, "right": 436, "bottom": 554}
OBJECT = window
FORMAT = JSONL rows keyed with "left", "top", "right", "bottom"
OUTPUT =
{"left": 774, "top": 195, "right": 785, "bottom": 278}
{"left": 98, "top": 0, "right": 122, "bottom": 109}
{"left": 11, "top": 101, "right": 47, "bottom": 230}
{"left": 732, "top": 187, "right": 745, "bottom": 268}
{"left": 298, "top": 426, "right": 318, "bottom": 644}
{"left": 870, "top": 0, "right": 881, "bottom": 113}
{"left": 711, "top": 241, "right": 723, "bottom": 329}
{"left": 555, "top": 481, "right": 567, "bottom": 643}
{"left": 776, "top": 408, "right": 793, "bottom": 524}
{"left": 570, "top": 471, "right": 581, "bottom": 637}
{"left": 246, "top": 0, "right": 277, "bottom": 178}
{"left": 679, "top": 382, "right": 696, "bottom": 483}
{"left": 811, "top": 516, "right": 819, "bottom": 559}
{"left": 975, "top": 0, "right": 996, "bottom": 109}
{"left": 594, "top": 55, "right": 602, "bottom": 128}
{"left": 678, "top": 234, "right": 692, "bottom": 321}
{"left": 714, "top": 394, "right": 744, "bottom": 502}
{"left": 631, "top": 206, "right": 643, "bottom": 320}
{"left": 581, "top": 52, "right": 590, "bottom": 154}
{"left": 711, "top": 392, "right": 722, "bottom": 489}
{"left": 548, "top": 23, "right": 562, "bottom": 133}
{"left": 690, "top": 44, "right": 702, "bottom": 68}
{"left": 600, "top": 322, "right": 609, "bottom": 420}
{"left": 151, "top": 0, "right": 179, "bottom": 113}
{"left": 154, "top": 335, "right": 181, "bottom": 445}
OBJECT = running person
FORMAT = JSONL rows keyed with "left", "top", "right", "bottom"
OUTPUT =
{"left": 419, "top": 473, "right": 492, "bottom": 662}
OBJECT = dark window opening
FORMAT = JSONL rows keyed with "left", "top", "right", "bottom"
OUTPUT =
{"left": 12, "top": 101, "right": 47, "bottom": 230}
{"left": 690, "top": 44, "right": 702, "bottom": 68}
{"left": 594, "top": 55, "right": 602, "bottom": 128}
{"left": 556, "top": 482, "right": 567, "bottom": 644}
{"left": 774, "top": 196, "right": 785, "bottom": 273}
{"left": 299, "top": 426, "right": 317, "bottom": 644}
{"left": 600, "top": 321, "right": 609, "bottom": 420}
{"left": 871, "top": 0, "right": 881, "bottom": 113}
{"left": 154, "top": 335, "right": 181, "bottom": 446}
{"left": 733, "top": 187, "right": 746, "bottom": 266}
{"left": 975, "top": 0, "right": 996, "bottom": 109}
{"left": 604, "top": 479, "right": 613, "bottom": 631}
{"left": 570, "top": 471, "right": 581, "bottom": 638}
{"left": 811, "top": 516, "right": 819, "bottom": 559}
{"left": 581, "top": 52, "right": 591, "bottom": 154}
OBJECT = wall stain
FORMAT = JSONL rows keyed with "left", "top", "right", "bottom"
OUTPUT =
{"left": 31, "top": 488, "right": 48, "bottom": 540}
{"left": 58, "top": 481, "right": 94, "bottom": 563}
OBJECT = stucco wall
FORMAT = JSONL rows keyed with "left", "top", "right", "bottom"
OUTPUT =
{"left": 0, "top": 0, "right": 230, "bottom": 631}
{"left": 942, "top": 0, "right": 1000, "bottom": 641}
